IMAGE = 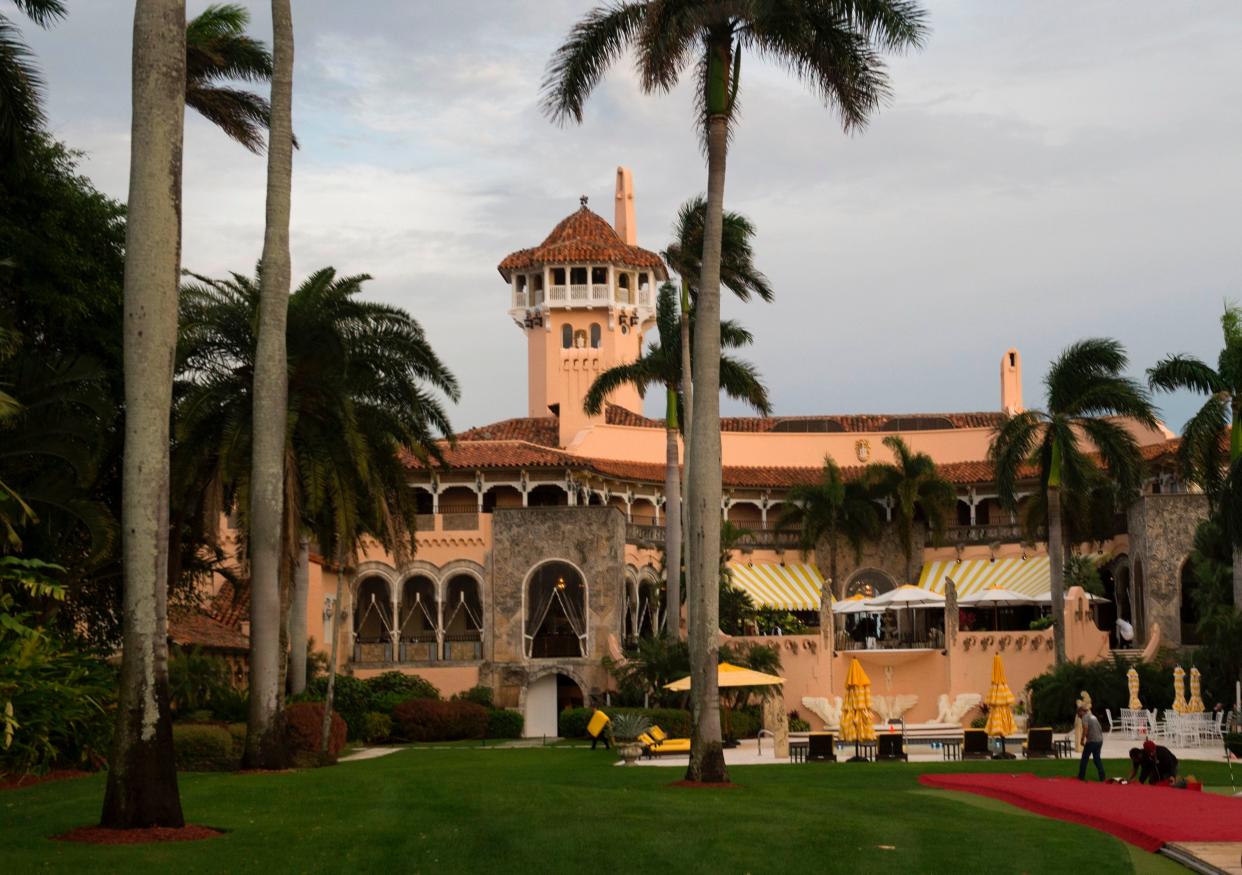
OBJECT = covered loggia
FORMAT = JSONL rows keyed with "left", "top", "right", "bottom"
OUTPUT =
{"left": 524, "top": 560, "right": 587, "bottom": 659}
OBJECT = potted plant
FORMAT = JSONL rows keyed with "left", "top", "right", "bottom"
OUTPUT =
{"left": 609, "top": 712, "right": 652, "bottom": 766}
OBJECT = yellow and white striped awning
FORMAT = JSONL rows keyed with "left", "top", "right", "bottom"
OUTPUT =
{"left": 727, "top": 562, "right": 824, "bottom": 611}
{"left": 917, "top": 557, "right": 1050, "bottom": 599}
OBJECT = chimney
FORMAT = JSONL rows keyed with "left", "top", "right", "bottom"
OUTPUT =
{"left": 1001, "top": 348, "right": 1023, "bottom": 414}
{"left": 614, "top": 166, "right": 636, "bottom": 244}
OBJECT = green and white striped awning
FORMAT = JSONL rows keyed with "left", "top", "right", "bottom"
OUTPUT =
{"left": 727, "top": 562, "right": 825, "bottom": 611}
{"left": 918, "top": 556, "right": 1051, "bottom": 598}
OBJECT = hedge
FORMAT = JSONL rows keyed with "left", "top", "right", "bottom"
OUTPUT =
{"left": 558, "top": 707, "right": 763, "bottom": 740}
{"left": 359, "top": 711, "right": 393, "bottom": 744}
{"left": 173, "top": 724, "right": 236, "bottom": 771}
{"left": 487, "top": 708, "right": 524, "bottom": 739}
{"left": 393, "top": 699, "right": 488, "bottom": 742}
{"left": 299, "top": 672, "right": 441, "bottom": 740}
{"left": 285, "top": 701, "right": 347, "bottom": 763}
{"left": 1027, "top": 655, "right": 1175, "bottom": 730}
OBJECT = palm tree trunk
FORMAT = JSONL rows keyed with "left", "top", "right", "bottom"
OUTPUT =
{"left": 101, "top": 0, "right": 186, "bottom": 829}
{"left": 321, "top": 553, "right": 350, "bottom": 755}
{"left": 679, "top": 279, "right": 693, "bottom": 497}
{"left": 663, "top": 396, "right": 681, "bottom": 641}
{"left": 1047, "top": 484, "right": 1067, "bottom": 665}
{"left": 685, "top": 42, "right": 731, "bottom": 784}
{"left": 288, "top": 538, "right": 309, "bottom": 695}
{"left": 823, "top": 536, "right": 838, "bottom": 648}
{"left": 244, "top": 0, "right": 294, "bottom": 770}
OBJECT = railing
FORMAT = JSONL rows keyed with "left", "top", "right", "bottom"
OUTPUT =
{"left": 399, "top": 639, "right": 437, "bottom": 662}
{"left": 441, "top": 512, "right": 479, "bottom": 532}
{"left": 353, "top": 640, "right": 393, "bottom": 663}
{"left": 591, "top": 284, "right": 610, "bottom": 301}
{"left": 532, "top": 287, "right": 545, "bottom": 305}
{"left": 569, "top": 283, "right": 589, "bottom": 301}
{"left": 931, "top": 523, "right": 1043, "bottom": 546}
{"left": 443, "top": 632, "right": 482, "bottom": 661}
{"left": 548, "top": 285, "right": 566, "bottom": 302}
{"left": 626, "top": 523, "right": 665, "bottom": 545}
{"left": 512, "top": 290, "right": 526, "bottom": 308}
{"left": 626, "top": 523, "right": 802, "bottom": 550}
{"left": 837, "top": 637, "right": 940, "bottom": 652}
{"left": 638, "top": 288, "right": 652, "bottom": 307}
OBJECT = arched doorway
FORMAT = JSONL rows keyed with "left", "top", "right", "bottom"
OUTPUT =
{"left": 443, "top": 573, "right": 484, "bottom": 660}
{"left": 525, "top": 560, "right": 587, "bottom": 658}
{"left": 1179, "top": 558, "right": 1200, "bottom": 645}
{"left": 398, "top": 575, "right": 437, "bottom": 662}
{"left": 844, "top": 568, "right": 897, "bottom": 599}
{"left": 523, "top": 671, "right": 586, "bottom": 738}
{"left": 353, "top": 576, "right": 393, "bottom": 662}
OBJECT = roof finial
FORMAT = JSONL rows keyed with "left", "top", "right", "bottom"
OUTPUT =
{"left": 579, "top": 194, "right": 588, "bottom": 208}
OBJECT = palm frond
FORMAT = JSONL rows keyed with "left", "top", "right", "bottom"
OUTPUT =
{"left": 540, "top": 2, "right": 649, "bottom": 124}
{"left": 0, "top": 13, "right": 46, "bottom": 156}
{"left": 987, "top": 410, "right": 1044, "bottom": 508}
{"left": 718, "top": 354, "right": 771, "bottom": 416}
{"left": 9, "top": 1, "right": 65, "bottom": 27}
{"left": 1147, "top": 354, "right": 1225, "bottom": 396}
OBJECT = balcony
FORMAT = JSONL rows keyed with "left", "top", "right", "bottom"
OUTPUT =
{"left": 626, "top": 523, "right": 801, "bottom": 550}
{"left": 930, "top": 523, "right": 1043, "bottom": 546}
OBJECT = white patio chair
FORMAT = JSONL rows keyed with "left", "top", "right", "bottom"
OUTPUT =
{"left": 1147, "top": 709, "right": 1163, "bottom": 741}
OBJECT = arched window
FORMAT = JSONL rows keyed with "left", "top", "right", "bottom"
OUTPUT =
{"left": 527, "top": 484, "right": 568, "bottom": 507}
{"left": 561, "top": 324, "right": 573, "bottom": 349}
{"left": 1179, "top": 559, "right": 1200, "bottom": 645}
{"left": 443, "top": 574, "right": 484, "bottom": 660}
{"left": 525, "top": 561, "right": 587, "bottom": 658}
{"left": 638, "top": 576, "right": 662, "bottom": 639}
{"left": 398, "top": 576, "right": 437, "bottom": 662}
{"left": 353, "top": 577, "right": 393, "bottom": 662}
{"left": 844, "top": 568, "right": 897, "bottom": 599}
{"left": 590, "top": 323, "right": 601, "bottom": 348}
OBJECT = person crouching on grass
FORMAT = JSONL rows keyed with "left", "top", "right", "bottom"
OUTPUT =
{"left": 1126, "top": 739, "right": 1179, "bottom": 785}
{"left": 1077, "top": 705, "right": 1105, "bottom": 781}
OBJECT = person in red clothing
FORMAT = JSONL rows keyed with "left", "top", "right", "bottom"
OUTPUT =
{"left": 1126, "top": 739, "right": 1179, "bottom": 784}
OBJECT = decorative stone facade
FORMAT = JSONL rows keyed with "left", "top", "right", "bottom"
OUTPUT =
{"left": 485, "top": 506, "right": 627, "bottom": 705}
{"left": 1126, "top": 493, "right": 1208, "bottom": 647}
{"left": 818, "top": 521, "right": 924, "bottom": 597}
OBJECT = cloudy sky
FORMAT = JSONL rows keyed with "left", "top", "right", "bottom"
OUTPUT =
{"left": 24, "top": 1, "right": 1242, "bottom": 434}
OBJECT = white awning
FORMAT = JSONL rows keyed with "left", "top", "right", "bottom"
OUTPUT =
{"left": 727, "top": 562, "right": 824, "bottom": 611}
{"left": 918, "top": 557, "right": 1051, "bottom": 598}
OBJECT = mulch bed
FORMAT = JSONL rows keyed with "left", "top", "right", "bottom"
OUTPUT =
{"left": 668, "top": 780, "right": 741, "bottom": 789}
{"left": 0, "top": 770, "right": 90, "bottom": 792}
{"left": 54, "top": 825, "right": 223, "bottom": 845}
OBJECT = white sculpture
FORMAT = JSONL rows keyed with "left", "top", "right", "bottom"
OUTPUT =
{"left": 873, "top": 694, "right": 919, "bottom": 724}
{"left": 801, "top": 695, "right": 843, "bottom": 729}
{"left": 935, "top": 693, "right": 983, "bottom": 726}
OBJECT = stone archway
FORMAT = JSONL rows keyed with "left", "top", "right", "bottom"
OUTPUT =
{"left": 521, "top": 667, "right": 589, "bottom": 738}
{"left": 524, "top": 559, "right": 588, "bottom": 659}
{"left": 843, "top": 567, "right": 898, "bottom": 599}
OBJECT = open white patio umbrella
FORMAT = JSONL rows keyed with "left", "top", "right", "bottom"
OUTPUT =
{"left": 958, "top": 585, "right": 1036, "bottom": 630}
{"left": 832, "top": 594, "right": 875, "bottom": 615}
{"left": 865, "top": 585, "right": 944, "bottom": 644}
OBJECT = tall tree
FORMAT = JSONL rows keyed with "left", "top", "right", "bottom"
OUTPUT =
{"left": 865, "top": 435, "right": 955, "bottom": 586}
{"left": 175, "top": 266, "right": 457, "bottom": 724}
{"left": 1148, "top": 303, "right": 1242, "bottom": 607}
{"left": 0, "top": 0, "right": 65, "bottom": 160}
{"left": 584, "top": 283, "right": 771, "bottom": 641}
{"left": 186, "top": 3, "right": 280, "bottom": 153}
{"left": 990, "top": 339, "right": 1157, "bottom": 664}
{"left": 543, "top": 0, "right": 927, "bottom": 783}
{"left": 778, "top": 456, "right": 881, "bottom": 637}
{"left": 100, "top": 0, "right": 186, "bottom": 829}
{"left": 244, "top": 0, "right": 293, "bottom": 770}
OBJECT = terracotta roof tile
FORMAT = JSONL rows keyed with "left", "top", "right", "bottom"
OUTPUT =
{"left": 169, "top": 608, "right": 248, "bottom": 652}
{"left": 403, "top": 440, "right": 579, "bottom": 471}
{"left": 605, "top": 405, "right": 1006, "bottom": 433}
{"left": 498, "top": 206, "right": 667, "bottom": 278}
{"left": 455, "top": 416, "right": 559, "bottom": 447}
{"left": 210, "top": 579, "right": 249, "bottom": 629}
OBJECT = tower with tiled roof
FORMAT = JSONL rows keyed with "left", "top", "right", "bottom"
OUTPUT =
{"left": 498, "top": 167, "right": 668, "bottom": 447}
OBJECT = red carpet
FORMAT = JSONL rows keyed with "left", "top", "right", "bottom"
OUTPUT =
{"left": 920, "top": 772, "right": 1242, "bottom": 852}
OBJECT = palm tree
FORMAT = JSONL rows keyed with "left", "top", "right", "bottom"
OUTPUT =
{"left": 244, "top": 0, "right": 294, "bottom": 770}
{"left": 543, "top": 0, "right": 927, "bottom": 784}
{"left": 662, "top": 195, "right": 773, "bottom": 459}
{"left": 0, "top": 0, "right": 65, "bottom": 160}
{"left": 584, "top": 283, "right": 771, "bottom": 642}
{"left": 990, "top": 339, "right": 1158, "bottom": 665}
{"left": 185, "top": 3, "right": 284, "bottom": 153}
{"left": 865, "top": 436, "right": 955, "bottom": 588}
{"left": 100, "top": 0, "right": 186, "bottom": 831}
{"left": 174, "top": 265, "right": 457, "bottom": 726}
{"left": 1149, "top": 304, "right": 1242, "bottom": 608}
{"left": 778, "top": 456, "right": 881, "bottom": 638}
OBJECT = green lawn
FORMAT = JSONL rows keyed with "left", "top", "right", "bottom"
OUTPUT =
{"left": 3, "top": 751, "right": 1234, "bottom": 874}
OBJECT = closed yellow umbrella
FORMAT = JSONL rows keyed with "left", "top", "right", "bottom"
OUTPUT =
{"left": 1188, "top": 667, "right": 1205, "bottom": 712}
{"left": 1173, "top": 666, "right": 1188, "bottom": 714}
{"left": 1126, "top": 666, "right": 1142, "bottom": 710}
{"left": 984, "top": 653, "right": 1017, "bottom": 758}
{"left": 841, "top": 658, "right": 876, "bottom": 763}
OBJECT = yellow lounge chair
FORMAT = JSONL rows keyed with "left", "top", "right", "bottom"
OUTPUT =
{"left": 645, "top": 725, "right": 691, "bottom": 756}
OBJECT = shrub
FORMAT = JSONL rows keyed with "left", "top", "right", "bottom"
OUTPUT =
{"left": 364, "top": 671, "right": 439, "bottom": 702}
{"left": 173, "top": 724, "right": 236, "bottom": 771}
{"left": 227, "top": 723, "right": 247, "bottom": 760}
{"left": 168, "top": 646, "right": 231, "bottom": 717}
{"left": 371, "top": 690, "right": 415, "bottom": 717}
{"left": 210, "top": 685, "right": 249, "bottom": 724}
{"left": 392, "top": 699, "right": 488, "bottom": 742}
{"left": 1027, "top": 655, "right": 1174, "bottom": 730}
{"left": 359, "top": 711, "right": 393, "bottom": 744}
{"left": 487, "top": 708, "right": 524, "bottom": 739}
{"left": 788, "top": 711, "right": 811, "bottom": 732}
{"left": 559, "top": 707, "right": 693, "bottom": 739}
{"left": 454, "top": 685, "right": 493, "bottom": 708}
{"left": 725, "top": 707, "right": 761, "bottom": 740}
{"left": 301, "top": 675, "right": 369, "bottom": 740}
{"left": 284, "top": 701, "right": 347, "bottom": 762}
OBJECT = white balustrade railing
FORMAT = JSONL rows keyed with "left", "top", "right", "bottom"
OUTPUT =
{"left": 512, "top": 291, "right": 526, "bottom": 308}
{"left": 533, "top": 288, "right": 545, "bottom": 305}
{"left": 638, "top": 288, "right": 652, "bottom": 307}
{"left": 591, "top": 284, "right": 610, "bottom": 301}
{"left": 569, "top": 283, "right": 589, "bottom": 301}
{"left": 548, "top": 285, "right": 567, "bottom": 302}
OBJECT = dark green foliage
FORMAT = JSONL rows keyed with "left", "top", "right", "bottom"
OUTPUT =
{"left": 365, "top": 671, "right": 439, "bottom": 702}
{"left": 226, "top": 723, "right": 246, "bottom": 761}
{"left": 453, "top": 685, "right": 493, "bottom": 708}
{"left": 486, "top": 709, "right": 524, "bottom": 739}
{"left": 752, "top": 609, "right": 808, "bottom": 634}
{"left": 1186, "top": 516, "right": 1242, "bottom": 706}
{"left": 284, "top": 702, "right": 346, "bottom": 761}
{"left": 168, "top": 646, "right": 231, "bottom": 716}
{"left": 604, "top": 636, "right": 689, "bottom": 708}
{"left": 358, "top": 711, "right": 393, "bottom": 745}
{"left": 172, "top": 724, "right": 236, "bottom": 772}
{"left": 300, "top": 675, "right": 369, "bottom": 739}
{"left": 208, "top": 685, "right": 248, "bottom": 724}
{"left": 1026, "top": 656, "right": 1173, "bottom": 730}
{"left": 558, "top": 706, "right": 762, "bottom": 740}
{"left": 392, "top": 700, "right": 488, "bottom": 742}
{"left": 370, "top": 690, "right": 416, "bottom": 718}
{"left": 788, "top": 712, "right": 811, "bottom": 732}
